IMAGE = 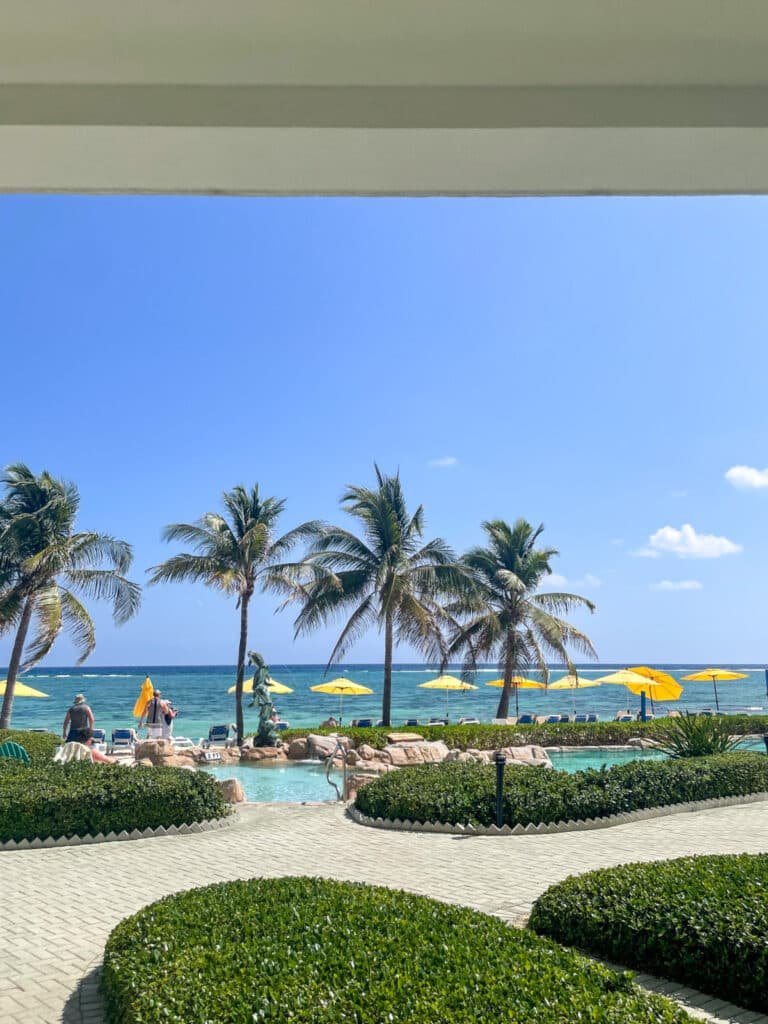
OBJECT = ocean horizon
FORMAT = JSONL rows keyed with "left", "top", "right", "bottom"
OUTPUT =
{"left": 8, "top": 662, "right": 768, "bottom": 738}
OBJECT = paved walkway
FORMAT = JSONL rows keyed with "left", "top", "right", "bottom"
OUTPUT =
{"left": 1, "top": 801, "right": 767, "bottom": 1024}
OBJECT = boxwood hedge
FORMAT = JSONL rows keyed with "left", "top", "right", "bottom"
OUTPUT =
{"left": 529, "top": 853, "right": 768, "bottom": 1013}
{"left": 0, "top": 761, "right": 229, "bottom": 842}
{"left": 103, "top": 876, "right": 695, "bottom": 1024}
{"left": 354, "top": 752, "right": 768, "bottom": 827}
{"left": 278, "top": 715, "right": 768, "bottom": 752}
{"left": 0, "top": 728, "right": 61, "bottom": 763}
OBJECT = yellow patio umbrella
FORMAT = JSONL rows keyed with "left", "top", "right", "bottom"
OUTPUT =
{"left": 418, "top": 675, "right": 478, "bottom": 719}
{"left": 626, "top": 666, "right": 683, "bottom": 703}
{"left": 486, "top": 676, "right": 544, "bottom": 717}
{"left": 681, "top": 668, "right": 748, "bottom": 712}
{"left": 594, "top": 668, "right": 679, "bottom": 714}
{"left": 310, "top": 677, "right": 374, "bottom": 722}
{"left": 0, "top": 679, "right": 48, "bottom": 699}
{"left": 547, "top": 674, "right": 601, "bottom": 689}
{"left": 227, "top": 677, "right": 294, "bottom": 695}
{"left": 132, "top": 675, "right": 154, "bottom": 718}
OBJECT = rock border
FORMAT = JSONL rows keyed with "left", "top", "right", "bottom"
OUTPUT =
{"left": 0, "top": 815, "right": 232, "bottom": 852}
{"left": 347, "top": 791, "right": 768, "bottom": 836}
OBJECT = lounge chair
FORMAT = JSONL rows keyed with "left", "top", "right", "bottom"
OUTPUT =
{"left": 574, "top": 714, "right": 588, "bottom": 723}
{"left": 517, "top": 714, "right": 535, "bottom": 725}
{"left": 171, "top": 736, "right": 196, "bottom": 750}
{"left": 354, "top": 719, "right": 373, "bottom": 729}
{"left": 559, "top": 714, "right": 572, "bottom": 723}
{"left": 110, "top": 728, "right": 137, "bottom": 754}
{"left": 90, "top": 728, "right": 108, "bottom": 754}
{"left": 428, "top": 717, "right": 448, "bottom": 725}
{"left": 586, "top": 713, "right": 599, "bottom": 723}
{"left": 403, "top": 718, "right": 420, "bottom": 727}
{"left": 203, "top": 724, "right": 236, "bottom": 748}
{"left": 274, "top": 721, "right": 290, "bottom": 731}
{"left": 457, "top": 716, "right": 480, "bottom": 725}
{"left": 614, "top": 710, "right": 633, "bottom": 722}
{"left": 0, "top": 740, "right": 30, "bottom": 764}
{"left": 544, "top": 715, "right": 561, "bottom": 724}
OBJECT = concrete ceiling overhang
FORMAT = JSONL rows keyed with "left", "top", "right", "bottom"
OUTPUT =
{"left": 3, "top": 1, "right": 768, "bottom": 195}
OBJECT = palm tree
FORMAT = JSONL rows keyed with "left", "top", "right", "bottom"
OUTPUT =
{"left": 283, "top": 466, "right": 472, "bottom": 727}
{"left": 148, "top": 484, "right": 312, "bottom": 743}
{"left": 446, "top": 519, "right": 597, "bottom": 719}
{"left": 0, "top": 464, "right": 141, "bottom": 729}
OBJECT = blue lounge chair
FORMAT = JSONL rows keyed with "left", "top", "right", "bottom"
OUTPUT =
{"left": 274, "top": 721, "right": 290, "bottom": 731}
{"left": 544, "top": 715, "right": 561, "bottom": 724}
{"left": 574, "top": 714, "right": 588, "bottom": 723}
{"left": 204, "top": 724, "right": 236, "bottom": 748}
{"left": 0, "top": 740, "right": 30, "bottom": 764}
{"left": 586, "top": 713, "right": 599, "bottom": 723}
{"left": 403, "top": 718, "right": 420, "bottom": 727}
{"left": 559, "top": 714, "right": 571, "bottom": 723}
{"left": 517, "top": 713, "right": 535, "bottom": 725}
{"left": 110, "top": 728, "right": 137, "bottom": 754}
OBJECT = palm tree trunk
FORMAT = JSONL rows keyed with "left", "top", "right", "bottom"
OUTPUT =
{"left": 382, "top": 613, "right": 394, "bottom": 727}
{"left": 495, "top": 645, "right": 515, "bottom": 720}
{"left": 234, "top": 594, "right": 250, "bottom": 745}
{"left": 0, "top": 597, "right": 34, "bottom": 730}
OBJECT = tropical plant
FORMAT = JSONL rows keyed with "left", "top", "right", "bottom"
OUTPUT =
{"left": 446, "top": 519, "right": 597, "bottom": 718}
{"left": 148, "top": 484, "right": 312, "bottom": 743}
{"left": 282, "top": 466, "right": 472, "bottom": 726}
{"left": 0, "top": 464, "right": 141, "bottom": 729}
{"left": 654, "top": 713, "right": 739, "bottom": 758}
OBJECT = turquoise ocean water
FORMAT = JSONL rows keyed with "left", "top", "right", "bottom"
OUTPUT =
{"left": 8, "top": 664, "right": 768, "bottom": 740}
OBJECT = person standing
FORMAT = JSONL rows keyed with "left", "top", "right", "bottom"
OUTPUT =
{"left": 140, "top": 688, "right": 170, "bottom": 739}
{"left": 62, "top": 694, "right": 94, "bottom": 743}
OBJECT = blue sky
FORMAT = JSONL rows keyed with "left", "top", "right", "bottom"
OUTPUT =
{"left": 2, "top": 194, "right": 768, "bottom": 666}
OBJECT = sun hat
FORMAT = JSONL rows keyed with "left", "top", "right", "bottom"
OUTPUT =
{"left": 73, "top": 693, "right": 86, "bottom": 704}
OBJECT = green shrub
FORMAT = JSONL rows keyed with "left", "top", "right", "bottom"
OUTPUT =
{"left": 103, "top": 876, "right": 694, "bottom": 1024}
{"left": 278, "top": 715, "right": 768, "bottom": 752}
{"left": 655, "top": 714, "right": 740, "bottom": 757}
{"left": 354, "top": 752, "right": 768, "bottom": 827}
{"left": 0, "top": 728, "right": 60, "bottom": 763}
{"left": 529, "top": 853, "right": 768, "bottom": 1013}
{"left": 0, "top": 762, "right": 229, "bottom": 842}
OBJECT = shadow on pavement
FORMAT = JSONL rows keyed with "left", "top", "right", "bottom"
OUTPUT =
{"left": 61, "top": 964, "right": 104, "bottom": 1024}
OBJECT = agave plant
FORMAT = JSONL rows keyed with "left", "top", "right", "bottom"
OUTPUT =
{"left": 655, "top": 713, "right": 740, "bottom": 758}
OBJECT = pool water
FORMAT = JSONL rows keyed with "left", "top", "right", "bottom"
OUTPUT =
{"left": 549, "top": 748, "right": 665, "bottom": 772}
{"left": 207, "top": 739, "right": 767, "bottom": 801}
{"left": 205, "top": 760, "right": 339, "bottom": 802}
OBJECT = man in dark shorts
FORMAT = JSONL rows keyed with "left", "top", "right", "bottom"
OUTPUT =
{"left": 62, "top": 694, "right": 94, "bottom": 743}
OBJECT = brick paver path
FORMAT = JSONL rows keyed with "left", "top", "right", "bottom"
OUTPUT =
{"left": 2, "top": 801, "right": 767, "bottom": 1024}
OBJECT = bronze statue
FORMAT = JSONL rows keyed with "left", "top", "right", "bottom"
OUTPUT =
{"left": 247, "top": 650, "right": 279, "bottom": 747}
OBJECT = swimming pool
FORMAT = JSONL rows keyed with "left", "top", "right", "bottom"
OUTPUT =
{"left": 207, "top": 738, "right": 767, "bottom": 801}
{"left": 205, "top": 760, "right": 339, "bottom": 802}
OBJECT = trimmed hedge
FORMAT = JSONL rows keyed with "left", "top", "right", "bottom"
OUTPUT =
{"left": 354, "top": 751, "right": 768, "bottom": 827}
{"left": 530, "top": 854, "right": 768, "bottom": 1013}
{"left": 0, "top": 762, "right": 229, "bottom": 842}
{"left": 279, "top": 715, "right": 768, "bottom": 752}
{"left": 103, "top": 876, "right": 694, "bottom": 1024}
{"left": 0, "top": 728, "right": 60, "bottom": 764}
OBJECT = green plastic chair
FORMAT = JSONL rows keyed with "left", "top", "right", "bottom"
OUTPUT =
{"left": 0, "top": 741, "right": 30, "bottom": 764}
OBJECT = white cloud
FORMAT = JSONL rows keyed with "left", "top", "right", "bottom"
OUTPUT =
{"left": 725, "top": 465, "right": 768, "bottom": 490}
{"left": 541, "top": 572, "right": 600, "bottom": 590}
{"left": 428, "top": 456, "right": 458, "bottom": 468}
{"left": 544, "top": 573, "right": 568, "bottom": 587}
{"left": 651, "top": 579, "right": 704, "bottom": 591}
{"left": 636, "top": 523, "right": 741, "bottom": 559}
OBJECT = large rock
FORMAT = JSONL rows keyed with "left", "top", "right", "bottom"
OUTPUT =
{"left": 307, "top": 734, "right": 350, "bottom": 760}
{"left": 134, "top": 738, "right": 174, "bottom": 765}
{"left": 380, "top": 740, "right": 450, "bottom": 766}
{"left": 287, "top": 737, "right": 310, "bottom": 760}
{"left": 217, "top": 778, "right": 246, "bottom": 803}
{"left": 500, "top": 745, "right": 552, "bottom": 768}
{"left": 357, "top": 744, "right": 375, "bottom": 761}
{"left": 240, "top": 746, "right": 287, "bottom": 762}
{"left": 386, "top": 732, "right": 424, "bottom": 744}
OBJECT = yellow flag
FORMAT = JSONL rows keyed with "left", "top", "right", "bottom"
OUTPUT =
{"left": 132, "top": 676, "right": 154, "bottom": 718}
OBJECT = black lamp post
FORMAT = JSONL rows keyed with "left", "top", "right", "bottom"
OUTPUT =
{"left": 494, "top": 749, "right": 506, "bottom": 828}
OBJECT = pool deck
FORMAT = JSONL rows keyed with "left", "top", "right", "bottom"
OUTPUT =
{"left": 2, "top": 801, "right": 767, "bottom": 1024}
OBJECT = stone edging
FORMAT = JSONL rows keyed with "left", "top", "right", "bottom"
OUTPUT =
{"left": 0, "top": 816, "right": 232, "bottom": 852}
{"left": 347, "top": 791, "right": 768, "bottom": 836}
